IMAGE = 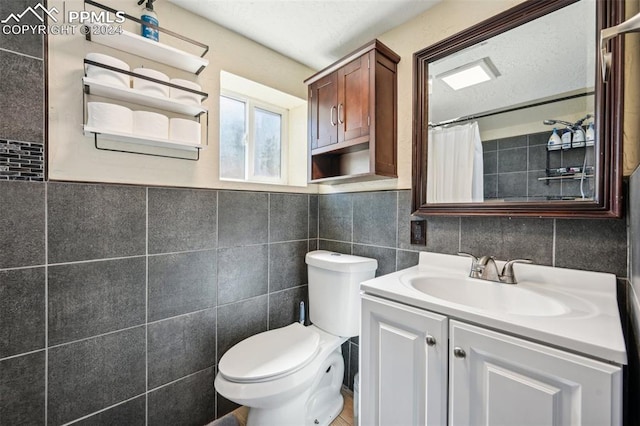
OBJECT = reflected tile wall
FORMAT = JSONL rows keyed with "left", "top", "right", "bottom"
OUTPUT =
{"left": 482, "top": 131, "right": 595, "bottom": 201}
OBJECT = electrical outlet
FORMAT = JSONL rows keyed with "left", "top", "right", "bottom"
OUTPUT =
{"left": 410, "top": 220, "right": 426, "bottom": 245}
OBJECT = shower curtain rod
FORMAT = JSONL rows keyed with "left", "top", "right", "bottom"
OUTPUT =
{"left": 428, "top": 91, "right": 595, "bottom": 128}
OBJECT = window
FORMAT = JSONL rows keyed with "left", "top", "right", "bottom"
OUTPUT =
{"left": 220, "top": 91, "right": 287, "bottom": 184}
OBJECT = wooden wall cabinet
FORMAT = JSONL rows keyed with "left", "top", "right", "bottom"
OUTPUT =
{"left": 305, "top": 40, "right": 400, "bottom": 183}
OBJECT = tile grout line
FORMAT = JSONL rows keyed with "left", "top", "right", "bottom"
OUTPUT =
{"left": 38, "top": 307, "right": 217, "bottom": 357}
{"left": 395, "top": 191, "right": 399, "bottom": 272}
{"left": 0, "top": 47, "right": 44, "bottom": 61}
{"left": 351, "top": 195, "right": 354, "bottom": 254}
{"left": 145, "top": 187, "right": 149, "bottom": 426}
{"left": 316, "top": 238, "right": 414, "bottom": 253}
{"left": 44, "top": 181, "right": 48, "bottom": 426}
{"left": 61, "top": 393, "right": 146, "bottom": 426}
{"left": 44, "top": 254, "right": 148, "bottom": 269}
{"left": 215, "top": 189, "right": 219, "bottom": 418}
{"left": 267, "top": 193, "right": 271, "bottom": 330}
{"left": 552, "top": 219, "right": 557, "bottom": 267}
{"left": 0, "top": 348, "right": 46, "bottom": 362}
{"left": 526, "top": 135, "right": 530, "bottom": 198}
{"left": 47, "top": 323, "right": 147, "bottom": 351}
{"left": 458, "top": 217, "right": 462, "bottom": 253}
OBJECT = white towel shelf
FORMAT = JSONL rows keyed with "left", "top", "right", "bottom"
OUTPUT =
{"left": 82, "top": 0, "right": 209, "bottom": 160}
{"left": 86, "top": 27, "right": 209, "bottom": 74}
{"left": 84, "top": 126, "right": 204, "bottom": 152}
{"left": 83, "top": 77, "right": 207, "bottom": 117}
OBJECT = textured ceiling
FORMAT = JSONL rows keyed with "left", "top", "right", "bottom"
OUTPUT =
{"left": 168, "top": 0, "right": 595, "bottom": 123}
{"left": 168, "top": 0, "right": 440, "bottom": 70}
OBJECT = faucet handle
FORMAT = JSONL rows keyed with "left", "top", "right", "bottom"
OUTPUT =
{"left": 457, "top": 252, "right": 478, "bottom": 261}
{"left": 458, "top": 252, "right": 483, "bottom": 278}
{"left": 500, "top": 258, "right": 533, "bottom": 284}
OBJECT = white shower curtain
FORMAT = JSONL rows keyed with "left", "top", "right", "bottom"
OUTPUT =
{"left": 427, "top": 122, "right": 484, "bottom": 203}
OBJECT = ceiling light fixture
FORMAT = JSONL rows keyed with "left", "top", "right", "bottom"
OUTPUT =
{"left": 438, "top": 57, "right": 500, "bottom": 91}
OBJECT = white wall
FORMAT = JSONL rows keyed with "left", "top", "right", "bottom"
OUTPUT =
{"left": 48, "top": 0, "right": 316, "bottom": 193}
{"left": 49, "top": 0, "right": 637, "bottom": 193}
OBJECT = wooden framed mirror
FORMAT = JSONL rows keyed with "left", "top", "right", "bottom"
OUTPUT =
{"left": 412, "top": 0, "right": 624, "bottom": 217}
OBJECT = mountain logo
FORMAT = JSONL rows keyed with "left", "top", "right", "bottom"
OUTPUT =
{"left": 1, "top": 3, "right": 59, "bottom": 24}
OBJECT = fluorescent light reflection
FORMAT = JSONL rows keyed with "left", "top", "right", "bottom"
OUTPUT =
{"left": 438, "top": 58, "right": 499, "bottom": 91}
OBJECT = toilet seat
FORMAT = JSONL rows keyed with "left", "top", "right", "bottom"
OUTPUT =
{"left": 219, "top": 323, "right": 320, "bottom": 383}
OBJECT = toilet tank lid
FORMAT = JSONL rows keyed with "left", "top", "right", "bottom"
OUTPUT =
{"left": 305, "top": 250, "right": 378, "bottom": 273}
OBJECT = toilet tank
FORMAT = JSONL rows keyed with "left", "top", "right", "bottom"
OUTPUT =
{"left": 305, "top": 251, "right": 377, "bottom": 337}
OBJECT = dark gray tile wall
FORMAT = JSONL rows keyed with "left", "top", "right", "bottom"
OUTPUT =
{"left": 0, "top": 181, "right": 315, "bottom": 424}
{"left": 148, "top": 367, "right": 216, "bottom": 426}
{"left": 47, "top": 327, "right": 146, "bottom": 425}
{"left": 0, "top": 267, "right": 45, "bottom": 357}
{"left": 0, "top": 180, "right": 45, "bottom": 268}
{"left": 0, "top": 0, "right": 45, "bottom": 180}
{"left": 47, "top": 183, "right": 147, "bottom": 264}
{"left": 483, "top": 131, "right": 595, "bottom": 201}
{"left": 0, "top": 351, "right": 45, "bottom": 425}
{"left": 48, "top": 258, "right": 146, "bottom": 345}
{"left": 318, "top": 189, "right": 628, "bottom": 389}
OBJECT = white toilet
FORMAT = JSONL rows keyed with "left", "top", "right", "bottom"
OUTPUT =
{"left": 214, "top": 250, "right": 377, "bottom": 426}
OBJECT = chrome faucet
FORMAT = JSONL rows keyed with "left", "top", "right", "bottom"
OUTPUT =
{"left": 458, "top": 253, "right": 532, "bottom": 284}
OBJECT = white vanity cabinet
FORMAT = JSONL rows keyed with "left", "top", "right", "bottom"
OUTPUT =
{"left": 361, "top": 295, "right": 448, "bottom": 426}
{"left": 361, "top": 294, "right": 623, "bottom": 426}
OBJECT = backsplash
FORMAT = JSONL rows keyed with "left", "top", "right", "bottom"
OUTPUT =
{"left": 0, "top": 0, "right": 46, "bottom": 181}
{"left": 318, "top": 190, "right": 629, "bottom": 390}
{"left": 0, "top": 181, "right": 316, "bottom": 425}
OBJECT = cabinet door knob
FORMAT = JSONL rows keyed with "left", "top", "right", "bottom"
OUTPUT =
{"left": 453, "top": 347, "right": 466, "bottom": 358}
{"left": 425, "top": 335, "right": 437, "bottom": 346}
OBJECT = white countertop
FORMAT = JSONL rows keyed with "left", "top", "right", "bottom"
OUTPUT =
{"left": 361, "top": 252, "right": 627, "bottom": 365}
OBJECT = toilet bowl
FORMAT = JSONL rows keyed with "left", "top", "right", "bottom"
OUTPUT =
{"left": 214, "top": 251, "right": 377, "bottom": 426}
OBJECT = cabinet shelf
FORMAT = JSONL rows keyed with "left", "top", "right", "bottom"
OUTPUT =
{"left": 311, "top": 139, "right": 369, "bottom": 156}
{"left": 85, "top": 27, "right": 209, "bottom": 74}
{"left": 84, "top": 126, "right": 204, "bottom": 152}
{"left": 83, "top": 77, "right": 207, "bottom": 117}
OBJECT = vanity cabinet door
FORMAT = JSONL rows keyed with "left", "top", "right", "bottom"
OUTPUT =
{"left": 449, "top": 320, "right": 622, "bottom": 426}
{"left": 361, "top": 294, "right": 448, "bottom": 426}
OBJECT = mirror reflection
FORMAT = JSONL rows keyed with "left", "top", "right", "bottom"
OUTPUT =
{"left": 426, "top": 0, "right": 596, "bottom": 204}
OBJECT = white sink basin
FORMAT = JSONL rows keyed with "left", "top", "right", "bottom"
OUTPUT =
{"left": 402, "top": 276, "right": 569, "bottom": 317}
{"left": 360, "top": 251, "right": 627, "bottom": 365}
